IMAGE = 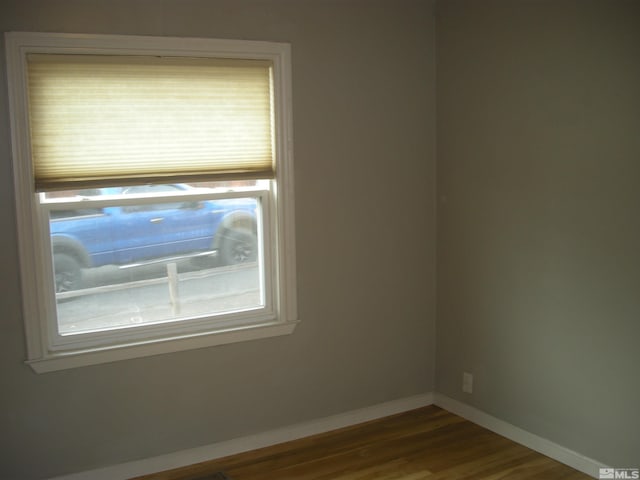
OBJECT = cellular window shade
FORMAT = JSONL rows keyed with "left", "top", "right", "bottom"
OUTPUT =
{"left": 27, "top": 54, "right": 275, "bottom": 191}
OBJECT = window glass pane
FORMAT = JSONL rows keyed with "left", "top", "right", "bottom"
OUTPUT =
{"left": 48, "top": 185, "right": 263, "bottom": 335}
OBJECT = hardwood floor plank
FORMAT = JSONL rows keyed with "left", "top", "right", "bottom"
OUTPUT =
{"left": 132, "top": 406, "right": 591, "bottom": 480}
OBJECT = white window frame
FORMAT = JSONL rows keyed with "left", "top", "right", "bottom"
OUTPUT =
{"left": 5, "top": 32, "right": 297, "bottom": 373}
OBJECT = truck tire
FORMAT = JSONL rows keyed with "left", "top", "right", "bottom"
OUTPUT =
{"left": 220, "top": 229, "right": 257, "bottom": 265}
{"left": 54, "top": 253, "right": 82, "bottom": 292}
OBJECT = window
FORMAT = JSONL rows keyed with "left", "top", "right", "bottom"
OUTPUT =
{"left": 5, "top": 32, "right": 297, "bottom": 372}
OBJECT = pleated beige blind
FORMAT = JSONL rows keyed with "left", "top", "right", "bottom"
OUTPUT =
{"left": 27, "top": 54, "right": 275, "bottom": 191}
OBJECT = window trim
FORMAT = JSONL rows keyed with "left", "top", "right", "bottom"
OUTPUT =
{"left": 5, "top": 32, "right": 298, "bottom": 373}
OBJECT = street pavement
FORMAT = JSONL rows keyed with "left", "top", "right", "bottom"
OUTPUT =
{"left": 56, "top": 262, "right": 261, "bottom": 334}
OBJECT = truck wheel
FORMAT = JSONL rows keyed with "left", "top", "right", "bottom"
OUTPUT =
{"left": 220, "top": 229, "right": 257, "bottom": 265}
{"left": 54, "top": 253, "right": 82, "bottom": 292}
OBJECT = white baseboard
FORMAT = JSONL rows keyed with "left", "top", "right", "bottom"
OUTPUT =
{"left": 49, "top": 392, "right": 435, "bottom": 480}
{"left": 434, "top": 394, "right": 606, "bottom": 479}
{"left": 50, "top": 392, "right": 607, "bottom": 480}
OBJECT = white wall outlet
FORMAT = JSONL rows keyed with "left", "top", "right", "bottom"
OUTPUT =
{"left": 462, "top": 372, "right": 473, "bottom": 394}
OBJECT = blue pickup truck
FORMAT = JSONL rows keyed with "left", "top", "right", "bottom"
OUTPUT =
{"left": 50, "top": 184, "right": 258, "bottom": 292}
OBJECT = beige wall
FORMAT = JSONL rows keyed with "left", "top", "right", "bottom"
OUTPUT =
{"left": 0, "top": 1, "right": 437, "bottom": 478}
{"left": 436, "top": 0, "right": 640, "bottom": 467}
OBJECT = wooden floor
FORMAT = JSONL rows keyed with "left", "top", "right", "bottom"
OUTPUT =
{"left": 133, "top": 406, "right": 592, "bottom": 480}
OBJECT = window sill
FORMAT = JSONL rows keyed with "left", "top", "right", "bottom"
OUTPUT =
{"left": 26, "top": 320, "right": 299, "bottom": 373}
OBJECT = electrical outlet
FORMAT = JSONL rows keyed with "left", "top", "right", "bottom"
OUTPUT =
{"left": 462, "top": 372, "right": 473, "bottom": 393}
